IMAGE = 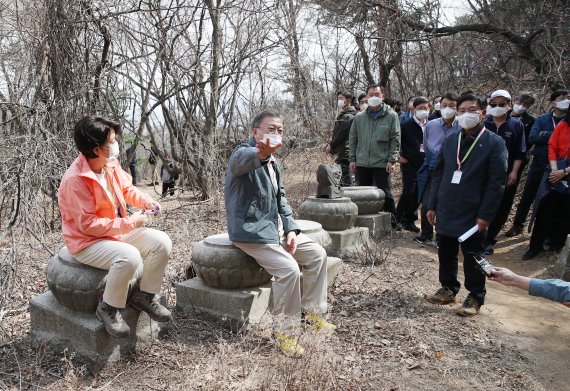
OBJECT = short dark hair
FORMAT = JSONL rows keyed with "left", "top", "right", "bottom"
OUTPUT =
{"left": 337, "top": 91, "right": 354, "bottom": 101}
{"left": 358, "top": 93, "right": 367, "bottom": 102}
{"left": 432, "top": 95, "right": 443, "bottom": 103}
{"left": 251, "top": 110, "right": 281, "bottom": 129}
{"left": 550, "top": 89, "right": 569, "bottom": 102}
{"left": 412, "top": 96, "right": 430, "bottom": 108}
{"left": 74, "top": 116, "right": 122, "bottom": 159}
{"left": 383, "top": 98, "right": 395, "bottom": 107}
{"left": 367, "top": 83, "right": 383, "bottom": 94}
{"left": 515, "top": 92, "right": 536, "bottom": 105}
{"left": 441, "top": 92, "right": 460, "bottom": 103}
{"left": 457, "top": 93, "right": 487, "bottom": 110}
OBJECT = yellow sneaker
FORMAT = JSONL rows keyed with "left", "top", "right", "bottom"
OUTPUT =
{"left": 305, "top": 313, "right": 337, "bottom": 331}
{"left": 276, "top": 332, "right": 304, "bottom": 357}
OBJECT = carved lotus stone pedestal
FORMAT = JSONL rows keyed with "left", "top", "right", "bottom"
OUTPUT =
{"left": 296, "top": 219, "right": 332, "bottom": 254}
{"left": 30, "top": 247, "right": 159, "bottom": 364}
{"left": 341, "top": 186, "right": 392, "bottom": 239}
{"left": 176, "top": 233, "right": 343, "bottom": 328}
{"left": 298, "top": 197, "right": 368, "bottom": 256}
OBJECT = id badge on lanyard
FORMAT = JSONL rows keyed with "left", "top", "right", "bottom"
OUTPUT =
{"left": 453, "top": 128, "right": 485, "bottom": 184}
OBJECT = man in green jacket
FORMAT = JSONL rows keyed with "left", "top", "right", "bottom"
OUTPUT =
{"left": 349, "top": 83, "right": 401, "bottom": 218}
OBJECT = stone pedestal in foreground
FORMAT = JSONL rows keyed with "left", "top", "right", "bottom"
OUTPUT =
{"left": 296, "top": 219, "right": 332, "bottom": 253}
{"left": 355, "top": 212, "right": 392, "bottom": 240}
{"left": 554, "top": 235, "right": 570, "bottom": 281}
{"left": 30, "top": 292, "right": 159, "bottom": 364}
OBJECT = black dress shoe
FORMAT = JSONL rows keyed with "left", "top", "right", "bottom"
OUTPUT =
{"left": 483, "top": 244, "right": 494, "bottom": 255}
{"left": 401, "top": 223, "right": 420, "bottom": 233}
{"left": 522, "top": 248, "right": 542, "bottom": 261}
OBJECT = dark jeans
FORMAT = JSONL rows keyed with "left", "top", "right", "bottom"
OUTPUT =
{"left": 486, "top": 178, "right": 520, "bottom": 244}
{"left": 512, "top": 160, "right": 547, "bottom": 228}
{"left": 420, "top": 176, "right": 434, "bottom": 239}
{"left": 529, "top": 191, "right": 570, "bottom": 252}
{"left": 335, "top": 157, "right": 351, "bottom": 187}
{"left": 162, "top": 181, "right": 175, "bottom": 196}
{"left": 438, "top": 232, "right": 486, "bottom": 305}
{"left": 355, "top": 166, "right": 396, "bottom": 215}
{"left": 129, "top": 163, "right": 137, "bottom": 186}
{"left": 395, "top": 163, "right": 419, "bottom": 224}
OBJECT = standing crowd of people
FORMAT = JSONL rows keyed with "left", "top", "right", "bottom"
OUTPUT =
{"left": 327, "top": 85, "right": 570, "bottom": 315}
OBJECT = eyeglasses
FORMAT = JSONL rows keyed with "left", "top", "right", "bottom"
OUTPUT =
{"left": 488, "top": 102, "right": 508, "bottom": 108}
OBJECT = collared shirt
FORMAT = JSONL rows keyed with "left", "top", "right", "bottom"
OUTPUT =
{"left": 484, "top": 114, "right": 526, "bottom": 169}
{"left": 424, "top": 117, "right": 461, "bottom": 156}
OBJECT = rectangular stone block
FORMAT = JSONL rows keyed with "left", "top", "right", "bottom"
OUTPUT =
{"left": 30, "top": 292, "right": 159, "bottom": 365}
{"left": 326, "top": 256, "right": 342, "bottom": 286}
{"left": 327, "top": 227, "right": 369, "bottom": 257}
{"left": 554, "top": 235, "right": 570, "bottom": 281}
{"left": 176, "top": 279, "right": 272, "bottom": 324}
{"left": 355, "top": 213, "right": 392, "bottom": 240}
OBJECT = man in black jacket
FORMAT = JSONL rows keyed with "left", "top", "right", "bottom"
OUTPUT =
{"left": 327, "top": 91, "right": 357, "bottom": 186}
{"left": 425, "top": 93, "right": 508, "bottom": 316}
{"left": 395, "top": 96, "right": 430, "bottom": 232}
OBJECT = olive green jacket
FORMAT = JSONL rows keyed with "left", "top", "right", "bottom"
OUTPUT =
{"left": 348, "top": 104, "right": 401, "bottom": 168}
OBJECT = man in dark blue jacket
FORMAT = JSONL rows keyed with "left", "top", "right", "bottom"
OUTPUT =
{"left": 224, "top": 110, "right": 335, "bottom": 356}
{"left": 395, "top": 97, "right": 430, "bottom": 232}
{"left": 505, "top": 89, "right": 570, "bottom": 237}
{"left": 482, "top": 90, "right": 526, "bottom": 254}
{"left": 425, "top": 93, "right": 507, "bottom": 316}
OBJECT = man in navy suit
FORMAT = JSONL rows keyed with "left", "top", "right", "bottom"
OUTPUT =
{"left": 425, "top": 93, "right": 508, "bottom": 316}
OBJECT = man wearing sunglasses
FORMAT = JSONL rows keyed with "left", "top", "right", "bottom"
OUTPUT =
{"left": 482, "top": 90, "right": 526, "bottom": 255}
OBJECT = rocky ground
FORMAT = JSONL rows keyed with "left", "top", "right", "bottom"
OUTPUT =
{"left": 0, "top": 146, "right": 568, "bottom": 390}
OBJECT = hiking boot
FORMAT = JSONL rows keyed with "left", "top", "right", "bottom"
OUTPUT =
{"left": 505, "top": 225, "right": 523, "bottom": 237}
{"left": 275, "top": 332, "right": 304, "bottom": 357}
{"left": 522, "top": 248, "right": 542, "bottom": 261}
{"left": 96, "top": 301, "right": 130, "bottom": 338}
{"left": 305, "top": 313, "right": 337, "bottom": 331}
{"left": 456, "top": 295, "right": 481, "bottom": 317}
{"left": 402, "top": 222, "right": 420, "bottom": 233}
{"left": 131, "top": 291, "right": 171, "bottom": 322}
{"left": 483, "top": 243, "right": 494, "bottom": 255}
{"left": 424, "top": 287, "right": 456, "bottom": 305}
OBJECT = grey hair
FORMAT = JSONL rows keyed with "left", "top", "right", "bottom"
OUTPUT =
{"left": 251, "top": 110, "right": 281, "bottom": 129}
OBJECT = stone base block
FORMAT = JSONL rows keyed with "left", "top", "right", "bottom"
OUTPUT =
{"left": 327, "top": 227, "right": 369, "bottom": 257}
{"left": 554, "top": 235, "right": 570, "bottom": 281}
{"left": 355, "top": 213, "right": 392, "bottom": 240}
{"left": 177, "top": 257, "right": 343, "bottom": 325}
{"left": 176, "top": 278, "right": 272, "bottom": 326}
{"left": 30, "top": 292, "right": 159, "bottom": 364}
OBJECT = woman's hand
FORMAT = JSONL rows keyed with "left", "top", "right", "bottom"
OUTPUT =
{"left": 132, "top": 212, "right": 148, "bottom": 228}
{"left": 548, "top": 169, "right": 566, "bottom": 184}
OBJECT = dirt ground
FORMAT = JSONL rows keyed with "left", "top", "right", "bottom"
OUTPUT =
{"left": 0, "top": 146, "right": 569, "bottom": 390}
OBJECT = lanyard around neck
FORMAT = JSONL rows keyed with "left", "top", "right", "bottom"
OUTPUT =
{"left": 456, "top": 127, "right": 486, "bottom": 170}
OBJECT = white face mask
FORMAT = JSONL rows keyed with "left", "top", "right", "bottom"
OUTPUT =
{"left": 555, "top": 99, "right": 570, "bottom": 110}
{"left": 457, "top": 112, "right": 481, "bottom": 130}
{"left": 434, "top": 102, "right": 441, "bottom": 111}
{"left": 512, "top": 104, "right": 527, "bottom": 114}
{"left": 441, "top": 107, "right": 457, "bottom": 120}
{"left": 415, "top": 110, "right": 429, "bottom": 121}
{"left": 104, "top": 141, "right": 120, "bottom": 161}
{"left": 368, "top": 96, "right": 383, "bottom": 107}
{"left": 486, "top": 105, "right": 509, "bottom": 117}
{"left": 360, "top": 103, "right": 368, "bottom": 111}
{"left": 337, "top": 99, "right": 345, "bottom": 109}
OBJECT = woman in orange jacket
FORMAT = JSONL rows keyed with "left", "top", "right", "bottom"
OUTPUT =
{"left": 58, "top": 116, "right": 172, "bottom": 337}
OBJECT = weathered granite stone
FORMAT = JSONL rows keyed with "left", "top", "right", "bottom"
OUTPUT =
{"left": 296, "top": 219, "right": 332, "bottom": 252}
{"left": 30, "top": 292, "right": 159, "bottom": 364}
{"left": 554, "top": 235, "right": 570, "bottom": 281}
{"left": 192, "top": 233, "right": 272, "bottom": 289}
{"left": 316, "top": 164, "right": 343, "bottom": 199}
{"left": 45, "top": 247, "right": 142, "bottom": 313}
{"left": 355, "top": 212, "right": 392, "bottom": 239}
{"left": 341, "top": 186, "right": 385, "bottom": 215}
{"left": 177, "top": 257, "right": 343, "bottom": 325}
{"left": 327, "top": 227, "right": 369, "bottom": 257}
{"left": 298, "top": 196, "right": 358, "bottom": 231}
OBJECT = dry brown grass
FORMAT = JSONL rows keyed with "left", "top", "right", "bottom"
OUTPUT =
{"left": 0, "top": 145, "right": 554, "bottom": 390}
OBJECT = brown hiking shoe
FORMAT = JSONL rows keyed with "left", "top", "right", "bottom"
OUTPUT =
{"left": 424, "top": 287, "right": 456, "bottom": 305}
{"left": 456, "top": 295, "right": 481, "bottom": 317}
{"left": 131, "top": 291, "right": 171, "bottom": 322}
{"left": 505, "top": 225, "right": 523, "bottom": 238}
{"left": 96, "top": 301, "right": 130, "bottom": 338}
